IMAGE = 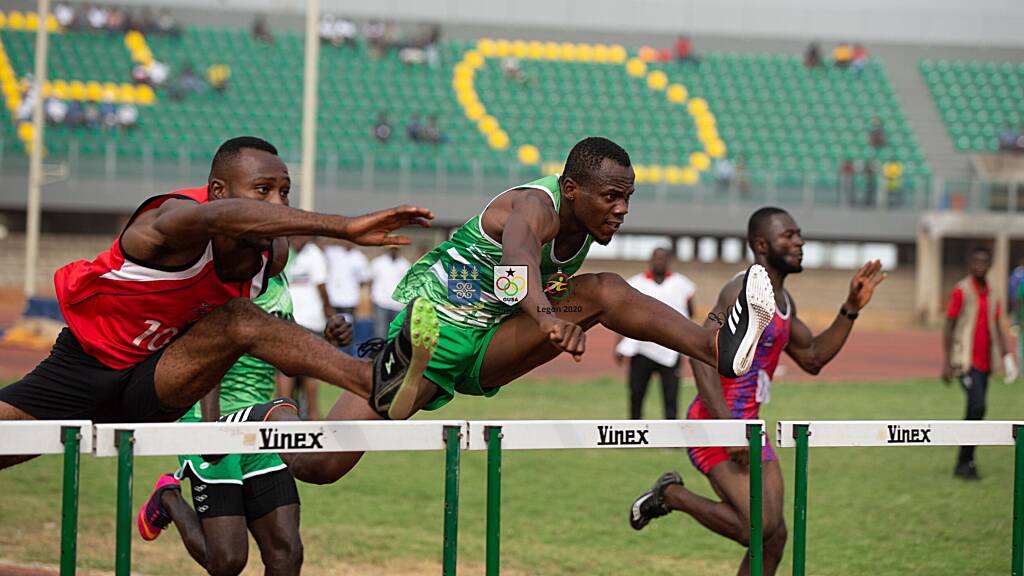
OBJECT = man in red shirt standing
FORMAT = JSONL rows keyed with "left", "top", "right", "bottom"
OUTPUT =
{"left": 942, "top": 245, "right": 1017, "bottom": 480}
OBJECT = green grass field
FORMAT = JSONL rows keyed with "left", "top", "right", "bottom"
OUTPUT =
{"left": 0, "top": 376, "right": 1021, "bottom": 575}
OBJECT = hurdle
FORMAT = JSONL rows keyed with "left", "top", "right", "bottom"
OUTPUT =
{"left": 0, "top": 420, "right": 92, "bottom": 576}
{"left": 93, "top": 420, "right": 468, "bottom": 576}
{"left": 466, "top": 419, "right": 767, "bottom": 576}
{"left": 777, "top": 420, "right": 1024, "bottom": 576}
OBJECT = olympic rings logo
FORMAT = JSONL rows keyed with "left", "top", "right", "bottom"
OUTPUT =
{"left": 495, "top": 274, "right": 526, "bottom": 297}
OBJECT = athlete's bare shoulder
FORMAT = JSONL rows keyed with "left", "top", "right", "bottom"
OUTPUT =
{"left": 481, "top": 187, "right": 559, "bottom": 244}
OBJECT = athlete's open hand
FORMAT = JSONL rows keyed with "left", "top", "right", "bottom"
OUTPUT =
{"left": 324, "top": 314, "right": 353, "bottom": 347}
{"left": 540, "top": 317, "right": 585, "bottom": 361}
{"left": 845, "top": 259, "right": 886, "bottom": 312}
{"left": 343, "top": 205, "right": 434, "bottom": 246}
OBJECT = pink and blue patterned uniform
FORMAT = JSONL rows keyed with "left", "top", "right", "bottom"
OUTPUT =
{"left": 687, "top": 296, "right": 791, "bottom": 474}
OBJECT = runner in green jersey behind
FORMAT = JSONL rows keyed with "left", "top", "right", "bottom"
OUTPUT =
{"left": 241, "top": 136, "right": 777, "bottom": 486}
{"left": 137, "top": 272, "right": 353, "bottom": 576}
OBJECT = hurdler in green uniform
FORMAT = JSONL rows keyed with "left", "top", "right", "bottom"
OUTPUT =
{"left": 176, "top": 273, "right": 294, "bottom": 483}
{"left": 390, "top": 174, "right": 594, "bottom": 409}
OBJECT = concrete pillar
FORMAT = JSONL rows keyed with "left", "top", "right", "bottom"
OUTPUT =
{"left": 916, "top": 225, "right": 943, "bottom": 325}
{"left": 993, "top": 230, "right": 1010, "bottom": 310}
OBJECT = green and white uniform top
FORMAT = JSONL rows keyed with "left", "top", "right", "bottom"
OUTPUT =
{"left": 180, "top": 273, "right": 293, "bottom": 423}
{"left": 392, "top": 175, "right": 594, "bottom": 329}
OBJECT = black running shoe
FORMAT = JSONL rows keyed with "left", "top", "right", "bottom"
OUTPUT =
{"left": 201, "top": 399, "right": 299, "bottom": 464}
{"left": 629, "top": 471, "right": 683, "bottom": 531}
{"left": 954, "top": 461, "right": 981, "bottom": 481}
{"left": 370, "top": 297, "right": 439, "bottom": 420}
{"left": 715, "top": 264, "right": 776, "bottom": 378}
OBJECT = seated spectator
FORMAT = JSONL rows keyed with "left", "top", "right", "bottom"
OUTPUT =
{"left": 850, "top": 43, "right": 869, "bottom": 73}
{"left": 54, "top": 3, "right": 75, "bottom": 29}
{"left": 714, "top": 157, "right": 735, "bottom": 193}
{"left": 147, "top": 59, "right": 169, "bottom": 87}
{"left": 999, "top": 125, "right": 1018, "bottom": 150}
{"left": 407, "top": 113, "right": 424, "bottom": 142}
{"left": 44, "top": 97, "right": 67, "bottom": 125}
{"left": 674, "top": 35, "right": 699, "bottom": 65}
{"left": 83, "top": 103, "right": 101, "bottom": 128}
{"left": 735, "top": 156, "right": 751, "bottom": 198}
{"left": 117, "top": 104, "right": 138, "bottom": 129}
{"left": 365, "top": 19, "right": 388, "bottom": 58}
{"left": 106, "top": 7, "right": 126, "bottom": 32}
{"left": 252, "top": 16, "right": 274, "bottom": 45}
{"left": 399, "top": 46, "right": 427, "bottom": 66}
{"left": 372, "top": 111, "right": 393, "bottom": 143}
{"left": 869, "top": 117, "right": 886, "bottom": 151}
{"left": 155, "top": 9, "right": 180, "bottom": 37}
{"left": 333, "top": 16, "right": 357, "bottom": 47}
{"left": 501, "top": 57, "right": 531, "bottom": 85}
{"left": 804, "top": 42, "right": 822, "bottom": 68}
{"left": 420, "top": 23, "right": 442, "bottom": 68}
{"left": 422, "top": 115, "right": 447, "bottom": 145}
{"left": 206, "top": 64, "right": 231, "bottom": 93}
{"left": 318, "top": 14, "right": 336, "bottom": 44}
{"left": 833, "top": 42, "right": 853, "bottom": 68}
{"left": 169, "top": 62, "right": 207, "bottom": 101}
{"left": 86, "top": 4, "right": 108, "bottom": 31}
{"left": 131, "top": 63, "right": 150, "bottom": 85}
{"left": 65, "top": 100, "right": 85, "bottom": 126}
{"left": 100, "top": 98, "right": 118, "bottom": 127}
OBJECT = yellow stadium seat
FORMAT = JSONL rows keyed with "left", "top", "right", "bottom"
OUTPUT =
{"left": 647, "top": 165, "right": 664, "bottom": 183}
{"left": 638, "top": 46, "right": 657, "bottom": 62}
{"left": 667, "top": 84, "right": 688, "bottom": 103}
{"left": 517, "top": 144, "right": 540, "bottom": 165}
{"left": 493, "top": 40, "right": 510, "bottom": 58}
{"left": 543, "top": 42, "right": 560, "bottom": 60}
{"left": 46, "top": 14, "right": 58, "bottom": 31}
{"left": 488, "top": 130, "right": 509, "bottom": 150}
{"left": 647, "top": 70, "right": 668, "bottom": 90}
{"left": 626, "top": 58, "right": 647, "bottom": 77}
{"left": 25, "top": 12, "right": 40, "bottom": 30}
{"left": 687, "top": 98, "right": 708, "bottom": 114}
{"left": 465, "top": 101, "right": 485, "bottom": 120}
{"left": 576, "top": 44, "right": 594, "bottom": 62}
{"left": 690, "top": 152, "right": 711, "bottom": 171}
{"left": 478, "top": 115, "right": 499, "bottom": 135}
{"left": 526, "top": 41, "right": 543, "bottom": 59}
{"left": 706, "top": 140, "right": 727, "bottom": 158}
{"left": 464, "top": 50, "right": 484, "bottom": 68}
{"left": 665, "top": 166, "right": 683, "bottom": 184}
{"left": 0, "top": 12, "right": 7, "bottom": 28}
{"left": 592, "top": 44, "right": 610, "bottom": 63}
{"left": 560, "top": 43, "right": 578, "bottom": 61}
{"left": 609, "top": 45, "right": 627, "bottom": 63}
{"left": 51, "top": 80, "right": 69, "bottom": 99}
{"left": 511, "top": 40, "right": 528, "bottom": 59}
{"left": 135, "top": 84, "right": 155, "bottom": 104}
{"left": 633, "top": 165, "right": 649, "bottom": 183}
{"left": 85, "top": 81, "right": 102, "bottom": 101}
{"left": 17, "top": 122, "right": 33, "bottom": 142}
{"left": 8, "top": 11, "right": 26, "bottom": 30}
{"left": 680, "top": 167, "right": 699, "bottom": 185}
{"left": 477, "top": 38, "right": 496, "bottom": 57}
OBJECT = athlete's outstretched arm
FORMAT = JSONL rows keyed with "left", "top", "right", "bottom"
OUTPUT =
{"left": 490, "top": 189, "right": 586, "bottom": 359}
{"left": 125, "top": 199, "right": 433, "bottom": 257}
{"left": 785, "top": 260, "right": 885, "bottom": 374}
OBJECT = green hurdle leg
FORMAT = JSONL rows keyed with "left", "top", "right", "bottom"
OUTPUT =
{"left": 792, "top": 424, "right": 810, "bottom": 576}
{"left": 485, "top": 426, "right": 503, "bottom": 576}
{"left": 1013, "top": 424, "right": 1023, "bottom": 576}
{"left": 747, "top": 423, "right": 763, "bottom": 576}
{"left": 59, "top": 426, "right": 81, "bottom": 576}
{"left": 443, "top": 425, "right": 461, "bottom": 576}
{"left": 115, "top": 430, "right": 134, "bottom": 576}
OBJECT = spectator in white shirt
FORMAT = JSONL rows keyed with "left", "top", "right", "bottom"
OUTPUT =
{"left": 280, "top": 237, "right": 333, "bottom": 420}
{"left": 615, "top": 247, "right": 697, "bottom": 419}
{"left": 324, "top": 242, "right": 370, "bottom": 321}
{"left": 369, "top": 247, "right": 412, "bottom": 338}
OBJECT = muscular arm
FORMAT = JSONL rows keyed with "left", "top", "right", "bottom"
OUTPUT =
{"left": 784, "top": 299, "right": 854, "bottom": 375}
{"left": 690, "top": 278, "right": 742, "bottom": 420}
{"left": 489, "top": 189, "right": 561, "bottom": 326}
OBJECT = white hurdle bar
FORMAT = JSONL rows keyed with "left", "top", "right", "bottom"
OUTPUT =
{"left": 0, "top": 420, "right": 92, "bottom": 576}
{"left": 776, "top": 420, "right": 1024, "bottom": 576}
{"left": 468, "top": 420, "right": 768, "bottom": 576}
{"left": 93, "top": 420, "right": 468, "bottom": 576}
{"left": 777, "top": 420, "right": 1023, "bottom": 448}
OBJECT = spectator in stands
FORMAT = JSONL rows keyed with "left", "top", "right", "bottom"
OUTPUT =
{"left": 735, "top": 155, "right": 751, "bottom": 198}
{"left": 674, "top": 35, "right": 699, "bottom": 65}
{"left": 99, "top": 97, "right": 118, "bottom": 128}
{"left": 372, "top": 111, "right": 393, "bottom": 143}
{"left": 365, "top": 19, "right": 395, "bottom": 58}
{"left": 714, "top": 157, "right": 735, "bottom": 193}
{"left": 86, "top": 4, "right": 108, "bottom": 32}
{"left": 206, "top": 64, "right": 231, "bottom": 93}
{"left": 106, "top": 7, "right": 126, "bottom": 32}
{"left": 804, "top": 42, "right": 822, "bottom": 68}
{"left": 252, "top": 16, "right": 274, "bottom": 45}
{"left": 850, "top": 43, "right": 869, "bottom": 73}
{"left": 83, "top": 103, "right": 101, "bottom": 128}
{"left": 839, "top": 158, "right": 855, "bottom": 204}
{"left": 335, "top": 16, "right": 357, "bottom": 47}
{"left": 863, "top": 160, "right": 877, "bottom": 206}
{"left": 131, "top": 62, "right": 150, "bottom": 85}
{"left": 65, "top": 101, "right": 85, "bottom": 126}
{"left": 324, "top": 241, "right": 370, "bottom": 321}
{"left": 116, "top": 104, "right": 138, "bottom": 129}
{"left": 155, "top": 9, "right": 180, "bottom": 37}
{"left": 399, "top": 46, "right": 428, "bottom": 66}
{"left": 833, "top": 42, "right": 853, "bottom": 68}
{"left": 54, "top": 3, "right": 75, "bottom": 29}
{"left": 882, "top": 161, "right": 903, "bottom": 206}
{"left": 422, "top": 115, "right": 447, "bottom": 145}
{"left": 869, "top": 117, "right": 886, "bottom": 152}
{"left": 502, "top": 57, "right": 532, "bottom": 85}
{"left": 942, "top": 245, "right": 1017, "bottom": 480}
{"left": 169, "top": 62, "right": 207, "bottom": 101}
{"left": 615, "top": 247, "right": 696, "bottom": 420}
{"left": 318, "top": 14, "right": 335, "bottom": 44}
{"left": 369, "top": 248, "right": 412, "bottom": 339}
{"left": 422, "top": 23, "right": 442, "bottom": 68}
{"left": 147, "top": 59, "right": 170, "bottom": 87}
{"left": 44, "top": 97, "right": 67, "bottom": 125}
{"left": 407, "top": 113, "right": 425, "bottom": 142}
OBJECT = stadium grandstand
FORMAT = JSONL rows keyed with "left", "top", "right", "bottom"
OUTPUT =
{"left": 1, "top": 0, "right": 1023, "bottom": 574}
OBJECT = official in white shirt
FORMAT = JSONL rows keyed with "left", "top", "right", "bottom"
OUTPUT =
{"left": 324, "top": 242, "right": 370, "bottom": 321}
{"left": 281, "top": 237, "right": 333, "bottom": 420}
{"left": 615, "top": 247, "right": 697, "bottom": 419}
{"left": 369, "top": 247, "right": 412, "bottom": 338}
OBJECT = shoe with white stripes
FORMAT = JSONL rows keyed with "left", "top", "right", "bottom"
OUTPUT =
{"left": 629, "top": 471, "right": 683, "bottom": 531}
{"left": 201, "top": 399, "right": 299, "bottom": 463}
{"left": 716, "top": 264, "right": 776, "bottom": 379}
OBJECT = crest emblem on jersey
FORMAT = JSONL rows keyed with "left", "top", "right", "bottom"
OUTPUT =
{"left": 493, "top": 265, "right": 528, "bottom": 305}
{"left": 544, "top": 272, "right": 574, "bottom": 302}
{"left": 447, "top": 264, "right": 481, "bottom": 305}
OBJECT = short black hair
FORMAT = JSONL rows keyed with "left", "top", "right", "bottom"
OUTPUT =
{"left": 971, "top": 245, "right": 992, "bottom": 258}
{"left": 747, "top": 206, "right": 790, "bottom": 250}
{"left": 562, "top": 137, "right": 631, "bottom": 185}
{"left": 209, "top": 136, "right": 279, "bottom": 181}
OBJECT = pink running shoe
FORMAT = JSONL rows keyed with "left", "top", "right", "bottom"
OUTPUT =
{"left": 137, "top": 474, "right": 180, "bottom": 541}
